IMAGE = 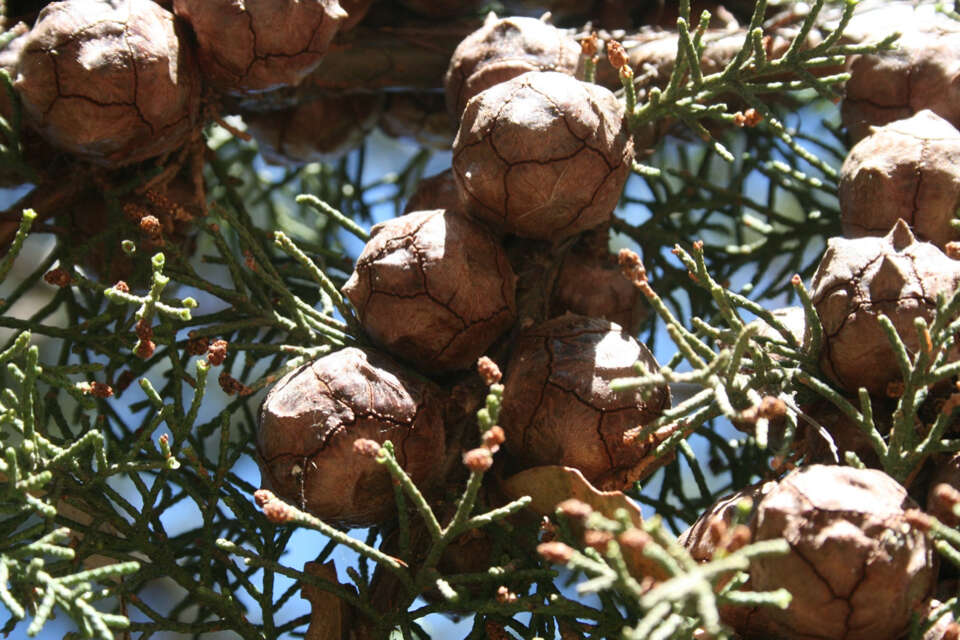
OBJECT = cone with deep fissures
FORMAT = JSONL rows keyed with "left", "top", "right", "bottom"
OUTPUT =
{"left": 727, "top": 465, "right": 935, "bottom": 640}
{"left": 256, "top": 347, "right": 447, "bottom": 528}
{"left": 811, "top": 220, "right": 960, "bottom": 396}
{"left": 342, "top": 209, "right": 517, "bottom": 373}
{"left": 842, "top": 8, "right": 960, "bottom": 143}
{"left": 444, "top": 14, "right": 580, "bottom": 123}
{"left": 839, "top": 110, "right": 960, "bottom": 250}
{"left": 15, "top": 0, "right": 201, "bottom": 167}
{"left": 453, "top": 71, "right": 633, "bottom": 242}
{"left": 173, "top": 0, "right": 346, "bottom": 95}
{"left": 498, "top": 314, "right": 670, "bottom": 490}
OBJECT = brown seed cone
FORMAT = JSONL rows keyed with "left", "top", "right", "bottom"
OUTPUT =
{"left": 378, "top": 91, "right": 454, "bottom": 151}
{"left": 173, "top": 0, "right": 347, "bottom": 95}
{"left": 842, "top": 6, "right": 960, "bottom": 144}
{"left": 444, "top": 14, "right": 581, "bottom": 122}
{"left": 15, "top": 0, "right": 201, "bottom": 167}
{"left": 549, "top": 230, "right": 644, "bottom": 332}
{"left": 812, "top": 220, "right": 960, "bottom": 396}
{"left": 403, "top": 169, "right": 460, "bottom": 215}
{"left": 840, "top": 110, "right": 960, "bottom": 249}
{"left": 734, "top": 465, "right": 936, "bottom": 640}
{"left": 453, "top": 71, "right": 633, "bottom": 241}
{"left": 499, "top": 314, "right": 670, "bottom": 490}
{"left": 244, "top": 93, "right": 384, "bottom": 165}
{"left": 256, "top": 347, "right": 446, "bottom": 528}
{"left": 342, "top": 209, "right": 517, "bottom": 373}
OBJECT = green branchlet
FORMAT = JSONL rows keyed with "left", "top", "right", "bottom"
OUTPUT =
{"left": 627, "top": 0, "right": 891, "bottom": 178}
{"left": 552, "top": 510, "right": 790, "bottom": 639}
{"left": 0, "top": 331, "right": 143, "bottom": 638}
{"left": 613, "top": 243, "right": 810, "bottom": 463}
{"left": 797, "top": 285, "right": 960, "bottom": 482}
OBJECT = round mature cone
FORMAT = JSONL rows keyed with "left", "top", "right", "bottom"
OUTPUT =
{"left": 550, "top": 229, "right": 644, "bottom": 332}
{"left": 453, "top": 71, "right": 633, "bottom": 241}
{"left": 499, "top": 314, "right": 670, "bottom": 490}
{"left": 257, "top": 347, "right": 446, "bottom": 527}
{"left": 444, "top": 14, "right": 580, "bottom": 122}
{"left": 403, "top": 169, "right": 460, "bottom": 215}
{"left": 173, "top": 0, "right": 346, "bottom": 95}
{"left": 378, "top": 92, "right": 454, "bottom": 151}
{"left": 342, "top": 209, "right": 517, "bottom": 373}
{"left": 15, "top": 0, "right": 201, "bottom": 167}
{"left": 812, "top": 220, "right": 960, "bottom": 396}
{"left": 735, "top": 465, "right": 936, "bottom": 640}
{"left": 840, "top": 110, "right": 960, "bottom": 249}
{"left": 244, "top": 93, "right": 383, "bottom": 165}
{"left": 842, "top": 9, "right": 960, "bottom": 143}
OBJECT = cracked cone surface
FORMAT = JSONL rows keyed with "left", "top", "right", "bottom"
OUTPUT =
{"left": 840, "top": 110, "right": 960, "bottom": 249}
{"left": 444, "top": 14, "right": 580, "bottom": 122}
{"left": 15, "top": 0, "right": 201, "bottom": 167}
{"left": 343, "top": 208, "right": 517, "bottom": 373}
{"left": 499, "top": 314, "right": 670, "bottom": 490}
{"left": 453, "top": 71, "right": 634, "bottom": 241}
{"left": 842, "top": 10, "right": 960, "bottom": 143}
{"left": 811, "top": 220, "right": 960, "bottom": 396}
{"left": 743, "top": 465, "right": 935, "bottom": 640}
{"left": 173, "top": 0, "right": 346, "bottom": 95}
{"left": 256, "top": 347, "right": 446, "bottom": 527}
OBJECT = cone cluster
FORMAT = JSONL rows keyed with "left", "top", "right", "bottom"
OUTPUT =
{"left": 258, "top": 14, "right": 670, "bottom": 526}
